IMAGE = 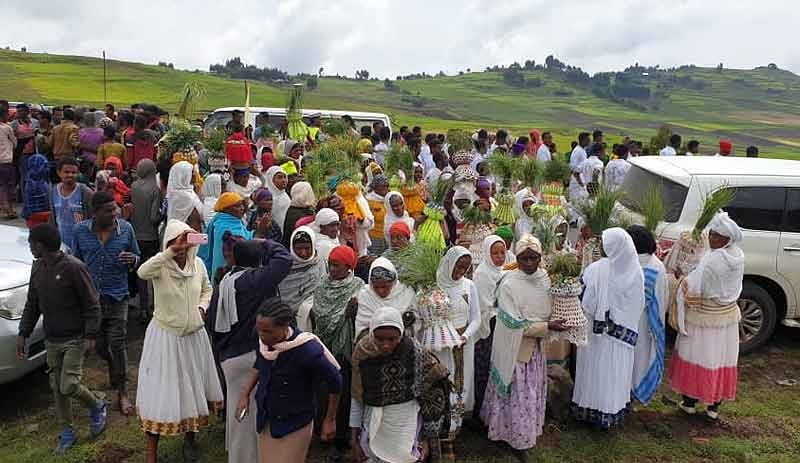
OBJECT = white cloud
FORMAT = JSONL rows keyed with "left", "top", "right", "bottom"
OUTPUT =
{"left": 1, "top": 0, "right": 798, "bottom": 76}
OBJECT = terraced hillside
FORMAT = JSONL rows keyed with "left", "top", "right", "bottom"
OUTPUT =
{"left": 2, "top": 49, "right": 799, "bottom": 159}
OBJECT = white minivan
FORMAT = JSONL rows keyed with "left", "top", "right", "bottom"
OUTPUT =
{"left": 618, "top": 156, "right": 800, "bottom": 353}
{"left": 203, "top": 107, "right": 391, "bottom": 137}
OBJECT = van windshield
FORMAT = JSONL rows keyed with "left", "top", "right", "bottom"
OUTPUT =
{"left": 619, "top": 165, "right": 688, "bottom": 222}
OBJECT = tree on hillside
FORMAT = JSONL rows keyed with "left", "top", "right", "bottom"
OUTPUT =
{"left": 318, "top": 66, "right": 324, "bottom": 76}
{"left": 355, "top": 69, "right": 370, "bottom": 80}
{"left": 383, "top": 78, "right": 396, "bottom": 90}
{"left": 649, "top": 125, "right": 672, "bottom": 154}
{"left": 716, "top": 63, "right": 724, "bottom": 72}
{"left": 306, "top": 75, "right": 318, "bottom": 90}
{"left": 503, "top": 68, "right": 525, "bottom": 88}
{"left": 767, "top": 63, "right": 779, "bottom": 70}
{"left": 545, "top": 55, "right": 566, "bottom": 71}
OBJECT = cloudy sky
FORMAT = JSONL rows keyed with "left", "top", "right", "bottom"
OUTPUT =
{"left": 3, "top": 0, "right": 799, "bottom": 77}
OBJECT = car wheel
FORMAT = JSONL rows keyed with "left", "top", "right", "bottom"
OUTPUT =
{"left": 738, "top": 281, "right": 777, "bottom": 354}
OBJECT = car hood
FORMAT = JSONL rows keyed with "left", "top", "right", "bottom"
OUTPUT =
{"left": 0, "top": 259, "right": 31, "bottom": 290}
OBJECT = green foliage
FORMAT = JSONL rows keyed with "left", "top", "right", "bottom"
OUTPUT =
{"left": 547, "top": 252, "right": 581, "bottom": 280}
{"left": 515, "top": 157, "right": 543, "bottom": 189}
{"left": 578, "top": 184, "right": 625, "bottom": 236}
{"left": 175, "top": 81, "right": 206, "bottom": 120}
{"left": 446, "top": 129, "right": 473, "bottom": 153}
{"left": 640, "top": 184, "right": 666, "bottom": 234}
{"left": 694, "top": 187, "right": 736, "bottom": 240}
{"left": 161, "top": 118, "right": 200, "bottom": 158}
{"left": 202, "top": 127, "right": 226, "bottom": 154}
{"left": 649, "top": 125, "right": 672, "bottom": 155}
{"left": 462, "top": 205, "right": 493, "bottom": 225}
{"left": 544, "top": 156, "right": 572, "bottom": 184}
{"left": 322, "top": 119, "right": 346, "bottom": 137}
{"left": 487, "top": 153, "right": 518, "bottom": 190}
{"left": 531, "top": 219, "right": 558, "bottom": 255}
{"left": 429, "top": 174, "right": 452, "bottom": 206}
{"left": 384, "top": 144, "right": 415, "bottom": 186}
{"left": 305, "top": 139, "right": 360, "bottom": 198}
{"left": 394, "top": 241, "right": 444, "bottom": 289}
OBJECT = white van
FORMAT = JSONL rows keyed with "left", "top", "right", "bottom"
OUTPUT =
{"left": 617, "top": 156, "right": 800, "bottom": 353}
{"left": 203, "top": 107, "right": 391, "bottom": 137}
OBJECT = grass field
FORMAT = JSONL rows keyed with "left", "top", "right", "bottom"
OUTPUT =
{"left": 1, "top": 318, "right": 799, "bottom": 463}
{"left": 2, "top": 49, "right": 800, "bottom": 160}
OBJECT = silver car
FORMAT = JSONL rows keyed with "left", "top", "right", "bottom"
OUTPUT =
{"left": 0, "top": 224, "right": 46, "bottom": 384}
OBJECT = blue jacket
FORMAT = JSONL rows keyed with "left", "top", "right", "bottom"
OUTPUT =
{"left": 206, "top": 239, "right": 292, "bottom": 363}
{"left": 72, "top": 219, "right": 140, "bottom": 302}
{"left": 254, "top": 329, "right": 343, "bottom": 437}
{"left": 199, "top": 212, "right": 253, "bottom": 280}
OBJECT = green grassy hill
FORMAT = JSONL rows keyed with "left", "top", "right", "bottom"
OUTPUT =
{"left": 2, "top": 49, "right": 800, "bottom": 159}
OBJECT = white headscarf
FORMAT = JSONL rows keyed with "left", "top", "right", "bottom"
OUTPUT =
{"left": 473, "top": 235, "right": 507, "bottom": 339}
{"left": 585, "top": 228, "right": 645, "bottom": 337}
{"left": 201, "top": 173, "right": 223, "bottom": 224}
{"left": 313, "top": 208, "right": 340, "bottom": 229}
{"left": 709, "top": 211, "right": 743, "bottom": 244}
{"left": 355, "top": 257, "right": 415, "bottom": 337}
{"left": 513, "top": 188, "right": 537, "bottom": 241}
{"left": 166, "top": 161, "right": 203, "bottom": 223}
{"left": 436, "top": 246, "right": 471, "bottom": 290}
{"left": 383, "top": 191, "right": 415, "bottom": 242}
{"left": 369, "top": 306, "right": 405, "bottom": 336}
{"left": 290, "top": 181, "right": 316, "bottom": 208}
{"left": 313, "top": 208, "right": 341, "bottom": 263}
{"left": 265, "top": 166, "right": 291, "bottom": 233}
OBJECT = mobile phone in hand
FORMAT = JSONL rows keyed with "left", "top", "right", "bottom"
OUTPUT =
{"left": 237, "top": 408, "right": 247, "bottom": 422}
{"left": 186, "top": 233, "right": 208, "bottom": 245}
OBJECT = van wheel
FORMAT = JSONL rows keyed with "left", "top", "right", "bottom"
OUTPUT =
{"left": 738, "top": 281, "right": 777, "bottom": 354}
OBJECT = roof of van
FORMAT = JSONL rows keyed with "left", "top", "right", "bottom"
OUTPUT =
{"left": 630, "top": 156, "right": 800, "bottom": 183}
{"left": 211, "top": 107, "right": 390, "bottom": 119}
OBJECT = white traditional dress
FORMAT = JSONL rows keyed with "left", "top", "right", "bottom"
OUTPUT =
{"left": 572, "top": 228, "right": 645, "bottom": 429}
{"left": 668, "top": 212, "right": 744, "bottom": 405}
{"left": 434, "top": 246, "right": 481, "bottom": 437}
{"left": 568, "top": 144, "right": 588, "bottom": 201}
{"left": 604, "top": 158, "right": 631, "bottom": 191}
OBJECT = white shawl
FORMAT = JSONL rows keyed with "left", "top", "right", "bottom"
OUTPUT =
{"left": 265, "top": 166, "right": 290, "bottom": 233}
{"left": 383, "top": 191, "right": 415, "bottom": 243}
{"left": 473, "top": 235, "right": 506, "bottom": 339}
{"left": 355, "top": 258, "right": 416, "bottom": 338}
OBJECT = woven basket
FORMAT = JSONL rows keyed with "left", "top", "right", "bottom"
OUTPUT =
{"left": 580, "top": 236, "right": 602, "bottom": 271}
{"left": 664, "top": 230, "right": 707, "bottom": 275}
{"left": 549, "top": 281, "right": 588, "bottom": 346}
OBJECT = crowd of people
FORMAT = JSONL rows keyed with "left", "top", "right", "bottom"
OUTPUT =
{"left": 6, "top": 98, "right": 748, "bottom": 463}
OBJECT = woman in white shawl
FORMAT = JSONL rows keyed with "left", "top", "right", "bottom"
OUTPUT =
{"left": 513, "top": 188, "right": 538, "bottom": 243}
{"left": 201, "top": 172, "right": 223, "bottom": 225}
{"left": 435, "top": 246, "right": 482, "bottom": 445}
{"left": 278, "top": 226, "right": 326, "bottom": 332}
{"left": 355, "top": 257, "right": 415, "bottom": 340}
{"left": 167, "top": 161, "right": 204, "bottom": 230}
{"left": 481, "top": 235, "right": 566, "bottom": 455}
{"left": 383, "top": 191, "right": 416, "bottom": 243}
{"left": 668, "top": 212, "right": 744, "bottom": 420}
{"left": 471, "top": 235, "right": 508, "bottom": 417}
{"left": 312, "top": 208, "right": 341, "bottom": 265}
{"left": 571, "top": 227, "right": 645, "bottom": 429}
{"left": 627, "top": 226, "right": 669, "bottom": 406}
{"left": 264, "top": 166, "right": 291, "bottom": 234}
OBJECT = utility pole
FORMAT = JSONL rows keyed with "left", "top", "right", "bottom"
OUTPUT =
{"left": 102, "top": 50, "right": 107, "bottom": 104}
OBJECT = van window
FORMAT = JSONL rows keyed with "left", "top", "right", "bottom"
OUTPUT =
{"left": 619, "top": 165, "right": 688, "bottom": 222}
{"left": 724, "top": 187, "right": 786, "bottom": 232}
{"left": 785, "top": 189, "right": 800, "bottom": 233}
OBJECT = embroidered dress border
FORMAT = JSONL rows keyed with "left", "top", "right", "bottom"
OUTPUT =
{"left": 139, "top": 401, "right": 223, "bottom": 436}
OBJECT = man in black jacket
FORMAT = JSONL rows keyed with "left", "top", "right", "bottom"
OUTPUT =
{"left": 16, "top": 223, "right": 108, "bottom": 455}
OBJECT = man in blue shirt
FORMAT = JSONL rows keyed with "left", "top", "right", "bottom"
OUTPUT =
{"left": 72, "top": 191, "right": 140, "bottom": 416}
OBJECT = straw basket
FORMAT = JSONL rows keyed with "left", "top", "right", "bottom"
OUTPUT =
{"left": 548, "top": 279, "right": 588, "bottom": 346}
{"left": 664, "top": 230, "right": 707, "bottom": 275}
{"left": 580, "top": 236, "right": 602, "bottom": 271}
